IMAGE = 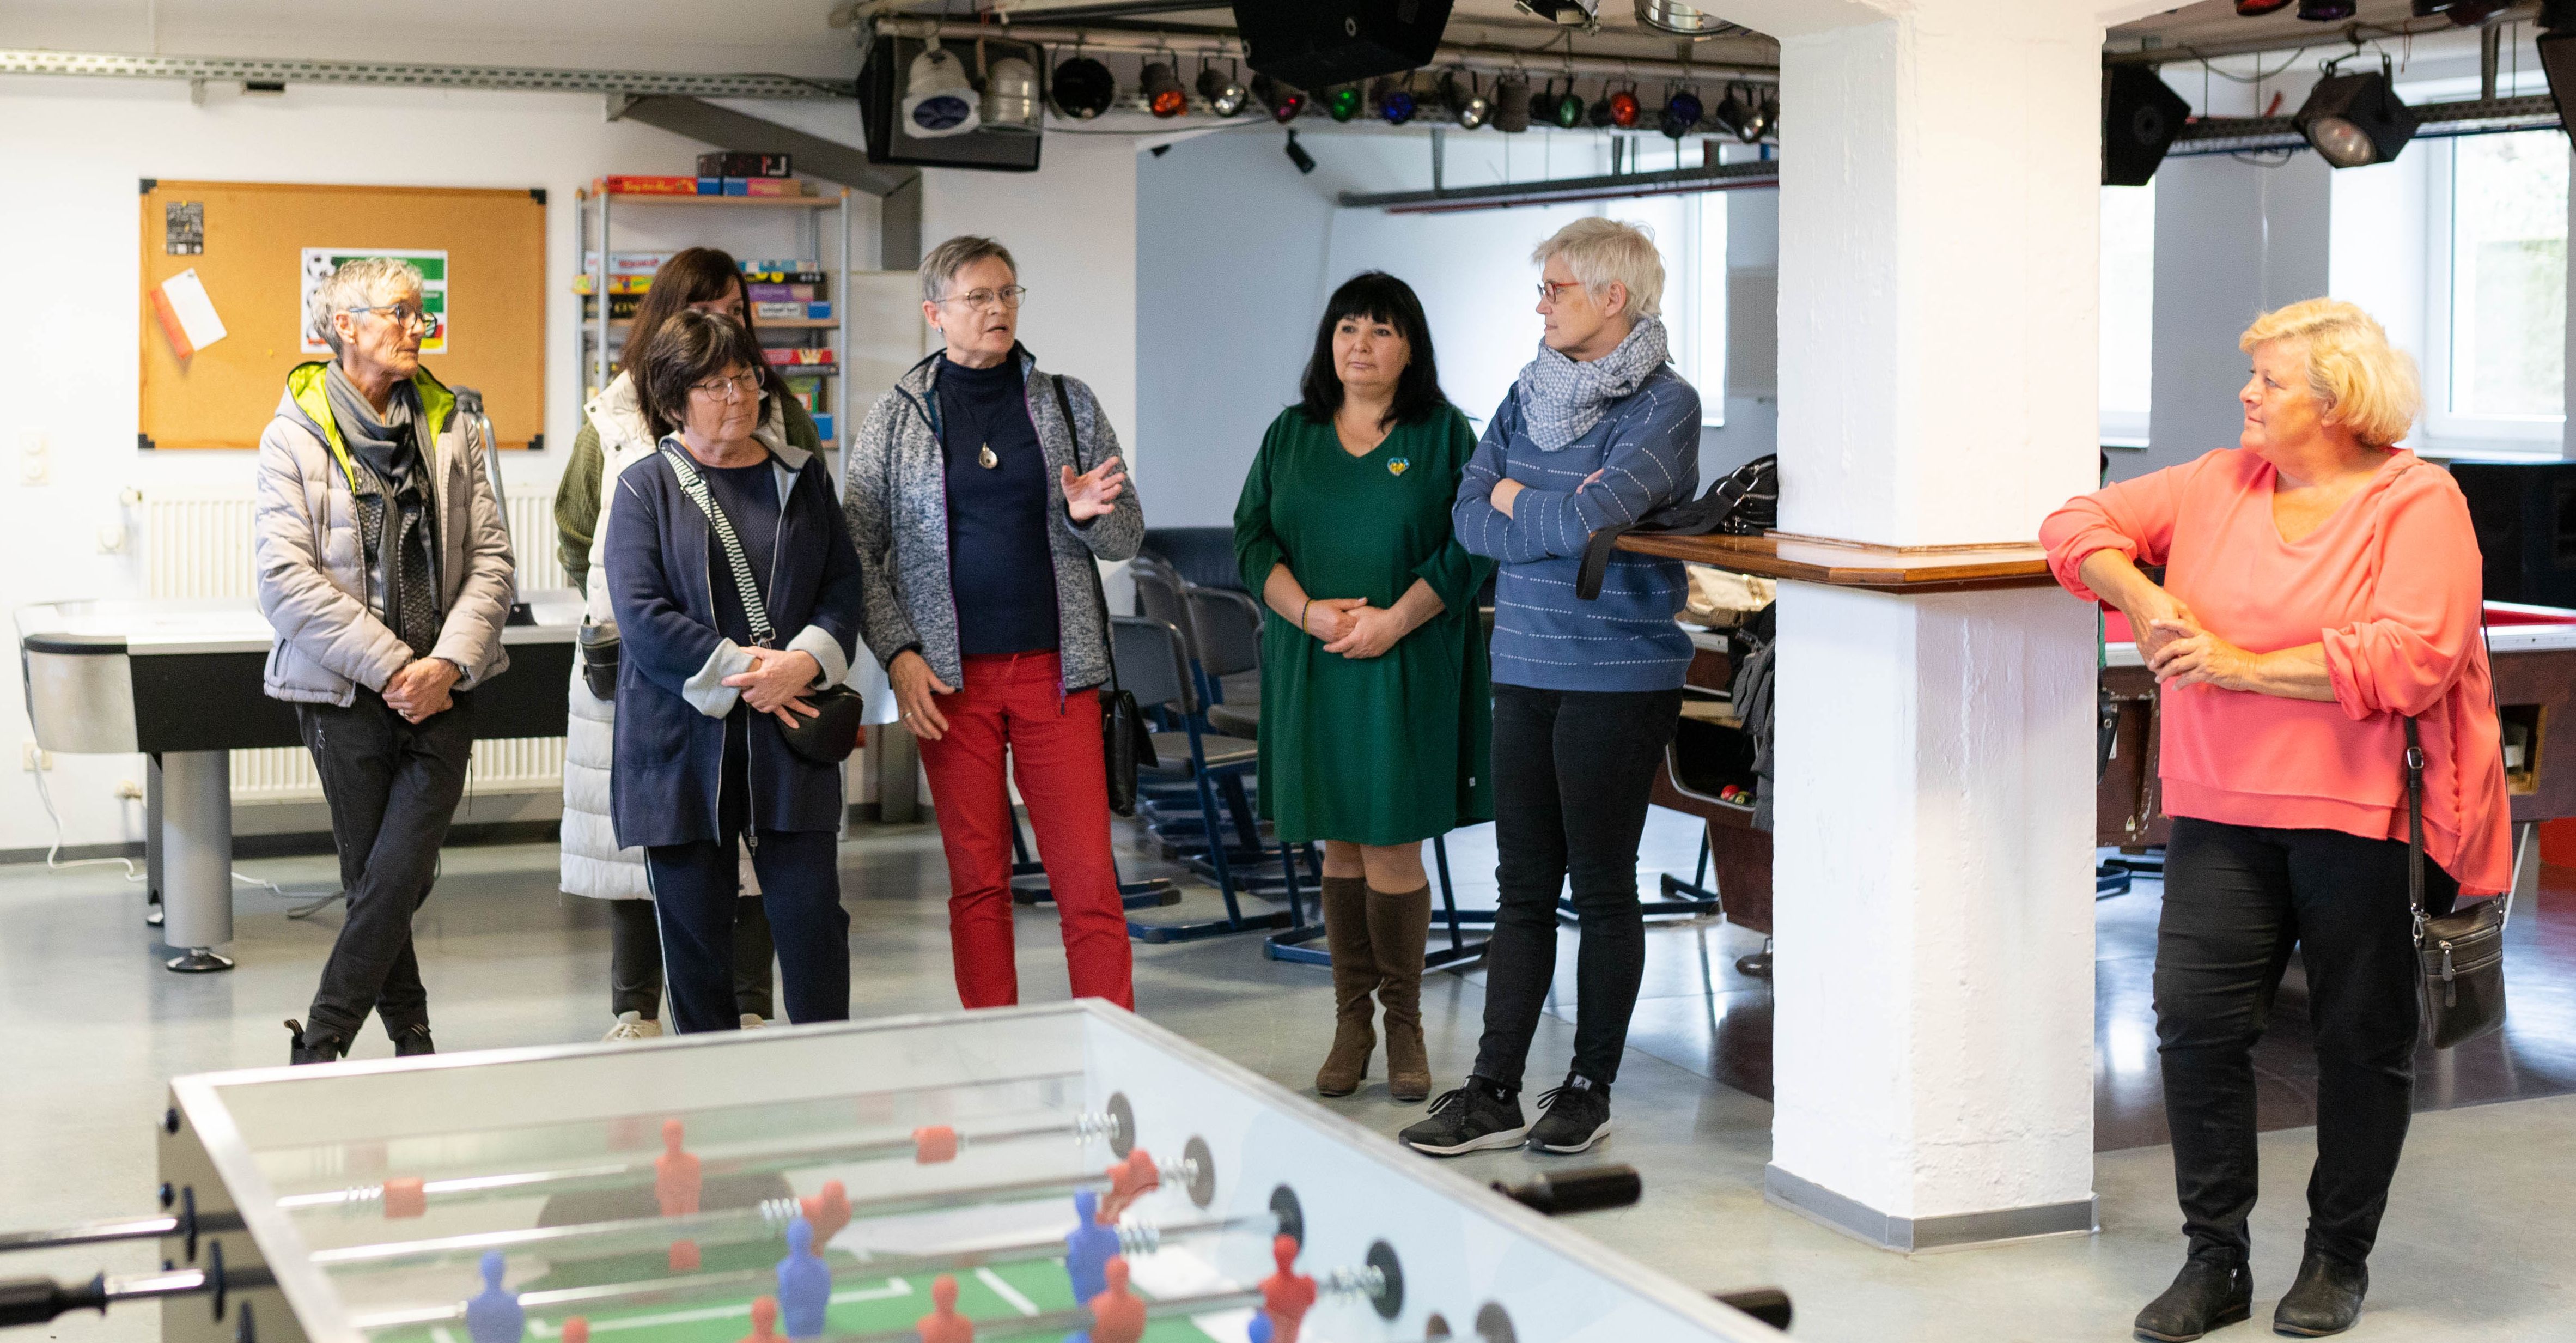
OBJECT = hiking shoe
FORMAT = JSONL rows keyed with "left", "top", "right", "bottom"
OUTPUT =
{"left": 603, "top": 1011, "right": 665, "bottom": 1042}
{"left": 284, "top": 1019, "right": 346, "bottom": 1066}
{"left": 391, "top": 1023, "right": 435, "bottom": 1058}
{"left": 1399, "top": 1077, "right": 1527, "bottom": 1156}
{"left": 1527, "top": 1073, "right": 1613, "bottom": 1153}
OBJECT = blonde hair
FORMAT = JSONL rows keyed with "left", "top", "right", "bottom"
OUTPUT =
{"left": 1532, "top": 217, "right": 1666, "bottom": 319}
{"left": 306, "top": 256, "right": 426, "bottom": 356}
{"left": 2238, "top": 298, "right": 2421, "bottom": 448}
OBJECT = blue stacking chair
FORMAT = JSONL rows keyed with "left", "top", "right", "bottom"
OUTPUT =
{"left": 1113, "top": 615, "right": 1297, "bottom": 943}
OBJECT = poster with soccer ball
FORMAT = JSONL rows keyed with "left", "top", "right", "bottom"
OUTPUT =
{"left": 299, "top": 247, "right": 449, "bottom": 355}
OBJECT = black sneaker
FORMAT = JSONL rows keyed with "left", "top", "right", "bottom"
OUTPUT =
{"left": 1527, "top": 1073, "right": 1613, "bottom": 1153}
{"left": 1399, "top": 1077, "right": 1528, "bottom": 1156}
{"left": 284, "top": 1019, "right": 346, "bottom": 1066}
{"left": 391, "top": 1023, "right": 435, "bottom": 1058}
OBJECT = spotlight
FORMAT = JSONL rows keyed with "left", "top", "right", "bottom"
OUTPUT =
{"left": 1377, "top": 75, "right": 1418, "bottom": 125}
{"left": 1587, "top": 87, "right": 1617, "bottom": 127}
{"left": 2542, "top": 2, "right": 2576, "bottom": 147}
{"left": 902, "top": 38, "right": 981, "bottom": 137}
{"left": 981, "top": 52, "right": 1042, "bottom": 136}
{"left": 1251, "top": 72, "right": 1306, "bottom": 123}
{"left": 2293, "top": 59, "right": 2418, "bottom": 167}
{"left": 1720, "top": 81, "right": 1771, "bottom": 142}
{"left": 1493, "top": 72, "right": 1532, "bottom": 132}
{"left": 1607, "top": 85, "right": 1641, "bottom": 128}
{"left": 1634, "top": 0, "right": 1745, "bottom": 35}
{"left": 1520, "top": 0, "right": 1603, "bottom": 24}
{"left": 2296, "top": 0, "right": 2356, "bottom": 19}
{"left": 1197, "top": 62, "right": 1247, "bottom": 118}
{"left": 2101, "top": 65, "right": 2189, "bottom": 186}
{"left": 1051, "top": 54, "right": 1116, "bottom": 120}
{"left": 1660, "top": 86, "right": 1703, "bottom": 140}
{"left": 1548, "top": 82, "right": 1585, "bottom": 128}
{"left": 1445, "top": 70, "right": 1490, "bottom": 130}
{"left": 2233, "top": 0, "right": 2293, "bottom": 13}
{"left": 1141, "top": 60, "right": 1187, "bottom": 118}
{"left": 1285, "top": 129, "right": 1317, "bottom": 175}
{"left": 1326, "top": 83, "right": 1365, "bottom": 121}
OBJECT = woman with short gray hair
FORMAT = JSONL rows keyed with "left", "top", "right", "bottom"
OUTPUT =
{"left": 844, "top": 235, "right": 1146, "bottom": 1011}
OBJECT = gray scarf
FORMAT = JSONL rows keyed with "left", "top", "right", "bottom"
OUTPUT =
{"left": 323, "top": 364, "right": 442, "bottom": 658}
{"left": 1511, "top": 314, "right": 1671, "bottom": 452}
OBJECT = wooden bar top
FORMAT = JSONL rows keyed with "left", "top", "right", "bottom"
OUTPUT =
{"left": 1613, "top": 531, "right": 2056, "bottom": 593}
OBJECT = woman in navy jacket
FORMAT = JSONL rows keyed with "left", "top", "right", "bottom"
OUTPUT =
{"left": 605, "top": 310, "right": 865, "bottom": 1032}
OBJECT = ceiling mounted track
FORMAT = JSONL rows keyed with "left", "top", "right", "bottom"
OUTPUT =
{"left": 869, "top": 16, "right": 1776, "bottom": 83}
{"left": 0, "top": 48, "right": 850, "bottom": 98}
{"left": 1342, "top": 156, "right": 1777, "bottom": 213}
{"left": 2166, "top": 92, "right": 2557, "bottom": 156}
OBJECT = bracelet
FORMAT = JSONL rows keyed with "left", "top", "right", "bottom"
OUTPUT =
{"left": 1300, "top": 597, "right": 1313, "bottom": 635}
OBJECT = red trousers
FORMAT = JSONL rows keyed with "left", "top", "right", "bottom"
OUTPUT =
{"left": 916, "top": 651, "right": 1135, "bottom": 1010}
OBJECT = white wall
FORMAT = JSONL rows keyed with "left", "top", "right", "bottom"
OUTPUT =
{"left": 0, "top": 73, "right": 1132, "bottom": 857}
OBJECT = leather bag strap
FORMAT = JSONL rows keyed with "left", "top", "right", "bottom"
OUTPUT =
{"left": 1049, "top": 375, "right": 1124, "bottom": 696}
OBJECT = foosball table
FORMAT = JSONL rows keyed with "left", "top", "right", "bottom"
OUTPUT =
{"left": 0, "top": 1005, "right": 1783, "bottom": 1343}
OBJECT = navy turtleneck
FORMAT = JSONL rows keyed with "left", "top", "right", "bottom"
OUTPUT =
{"left": 936, "top": 355, "right": 1059, "bottom": 655}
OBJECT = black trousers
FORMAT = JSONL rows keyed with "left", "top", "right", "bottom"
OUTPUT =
{"left": 1471, "top": 683, "right": 1682, "bottom": 1091}
{"left": 295, "top": 686, "right": 473, "bottom": 1043}
{"left": 643, "top": 714, "right": 848, "bottom": 1033}
{"left": 607, "top": 897, "right": 774, "bottom": 1021}
{"left": 2157, "top": 816, "right": 2457, "bottom": 1267}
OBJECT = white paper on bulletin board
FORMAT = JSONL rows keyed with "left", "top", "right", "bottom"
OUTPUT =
{"left": 299, "top": 248, "right": 449, "bottom": 355}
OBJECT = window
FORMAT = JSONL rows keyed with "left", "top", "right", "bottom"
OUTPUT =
{"left": 1607, "top": 192, "right": 1726, "bottom": 427}
{"left": 2428, "top": 130, "right": 2568, "bottom": 447}
{"left": 2100, "top": 181, "right": 2157, "bottom": 447}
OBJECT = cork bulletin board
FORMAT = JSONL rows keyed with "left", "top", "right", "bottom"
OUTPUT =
{"left": 138, "top": 180, "right": 546, "bottom": 450}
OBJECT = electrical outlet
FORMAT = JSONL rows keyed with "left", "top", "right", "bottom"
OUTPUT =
{"left": 21, "top": 742, "right": 53, "bottom": 772}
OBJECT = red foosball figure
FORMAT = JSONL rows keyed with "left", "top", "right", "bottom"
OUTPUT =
{"left": 1098, "top": 1148, "right": 1160, "bottom": 1221}
{"left": 655, "top": 1120, "right": 701, "bottom": 1218}
{"left": 1087, "top": 1257, "right": 1147, "bottom": 1343}
{"left": 739, "top": 1296, "right": 781, "bottom": 1343}
{"left": 916, "top": 1274, "right": 973, "bottom": 1343}
{"left": 1258, "top": 1235, "right": 1317, "bottom": 1343}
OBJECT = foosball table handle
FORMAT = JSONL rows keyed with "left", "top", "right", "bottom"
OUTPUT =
{"left": 1712, "top": 1287, "right": 1793, "bottom": 1330}
{"left": 0, "top": 1274, "right": 107, "bottom": 1328}
{"left": 1488, "top": 1165, "right": 1642, "bottom": 1216}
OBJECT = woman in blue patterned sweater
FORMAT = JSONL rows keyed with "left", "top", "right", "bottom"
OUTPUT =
{"left": 1406, "top": 217, "right": 1702, "bottom": 1159}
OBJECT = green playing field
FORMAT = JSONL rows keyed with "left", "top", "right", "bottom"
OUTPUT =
{"left": 398, "top": 1246, "right": 1228, "bottom": 1343}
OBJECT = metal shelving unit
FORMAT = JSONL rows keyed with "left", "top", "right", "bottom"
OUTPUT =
{"left": 573, "top": 186, "right": 855, "bottom": 449}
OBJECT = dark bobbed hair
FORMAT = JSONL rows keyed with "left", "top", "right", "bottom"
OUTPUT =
{"left": 637, "top": 309, "right": 771, "bottom": 439}
{"left": 623, "top": 246, "right": 785, "bottom": 406}
{"left": 1296, "top": 271, "right": 1448, "bottom": 428}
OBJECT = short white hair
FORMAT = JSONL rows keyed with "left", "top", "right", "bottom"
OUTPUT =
{"left": 307, "top": 257, "right": 425, "bottom": 356}
{"left": 1532, "top": 217, "right": 1666, "bottom": 319}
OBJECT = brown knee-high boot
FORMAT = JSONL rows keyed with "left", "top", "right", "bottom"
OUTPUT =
{"left": 1367, "top": 884, "right": 1434, "bottom": 1102}
{"left": 1314, "top": 876, "right": 1378, "bottom": 1097}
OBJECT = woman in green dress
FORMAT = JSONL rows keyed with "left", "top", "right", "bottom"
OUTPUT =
{"left": 1234, "top": 271, "right": 1493, "bottom": 1103}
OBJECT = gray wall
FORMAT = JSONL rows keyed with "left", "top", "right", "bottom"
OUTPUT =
{"left": 2135, "top": 153, "right": 2334, "bottom": 481}
{"left": 1134, "top": 130, "right": 1335, "bottom": 529}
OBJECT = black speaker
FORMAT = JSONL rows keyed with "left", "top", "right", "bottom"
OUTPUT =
{"left": 2448, "top": 461, "right": 2576, "bottom": 607}
{"left": 2102, "top": 65, "right": 2190, "bottom": 186}
{"left": 1232, "top": 1, "right": 1457, "bottom": 91}
{"left": 856, "top": 36, "right": 1043, "bottom": 173}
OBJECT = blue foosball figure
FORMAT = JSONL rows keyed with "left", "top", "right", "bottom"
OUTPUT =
{"left": 1063, "top": 1188, "right": 1119, "bottom": 1304}
{"left": 775, "top": 1217, "right": 832, "bottom": 1339}
{"left": 465, "top": 1251, "right": 523, "bottom": 1343}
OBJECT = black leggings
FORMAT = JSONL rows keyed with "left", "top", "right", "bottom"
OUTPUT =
{"left": 607, "top": 897, "right": 774, "bottom": 1022}
{"left": 2157, "top": 817, "right": 2457, "bottom": 1267}
{"left": 1471, "top": 683, "right": 1681, "bottom": 1091}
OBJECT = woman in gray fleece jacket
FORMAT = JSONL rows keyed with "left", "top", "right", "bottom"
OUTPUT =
{"left": 843, "top": 235, "right": 1144, "bottom": 1011}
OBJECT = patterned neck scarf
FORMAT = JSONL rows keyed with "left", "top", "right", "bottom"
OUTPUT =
{"left": 1511, "top": 314, "right": 1670, "bottom": 453}
{"left": 324, "top": 363, "right": 442, "bottom": 658}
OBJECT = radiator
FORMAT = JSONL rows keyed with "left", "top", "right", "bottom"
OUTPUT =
{"left": 143, "top": 490, "right": 568, "bottom": 803}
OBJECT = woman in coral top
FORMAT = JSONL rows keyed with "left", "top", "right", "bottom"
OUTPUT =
{"left": 2041, "top": 299, "right": 2508, "bottom": 1342}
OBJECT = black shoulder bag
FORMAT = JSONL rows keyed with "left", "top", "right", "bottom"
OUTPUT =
{"left": 659, "top": 445, "right": 866, "bottom": 765}
{"left": 1574, "top": 453, "right": 1777, "bottom": 600}
{"left": 1049, "top": 376, "right": 1156, "bottom": 816}
{"left": 2406, "top": 716, "right": 2508, "bottom": 1048}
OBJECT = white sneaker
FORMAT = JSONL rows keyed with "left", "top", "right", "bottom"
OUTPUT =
{"left": 602, "top": 1011, "right": 663, "bottom": 1042}
{"left": 740, "top": 1013, "right": 768, "bottom": 1030}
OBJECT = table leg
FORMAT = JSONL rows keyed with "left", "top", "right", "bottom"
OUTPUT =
{"left": 159, "top": 750, "right": 234, "bottom": 973}
{"left": 144, "top": 754, "right": 166, "bottom": 928}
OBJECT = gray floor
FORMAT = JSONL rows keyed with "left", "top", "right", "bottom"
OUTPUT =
{"left": 3, "top": 813, "right": 2572, "bottom": 1342}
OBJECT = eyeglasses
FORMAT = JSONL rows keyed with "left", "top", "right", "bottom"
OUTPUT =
{"left": 689, "top": 372, "right": 763, "bottom": 400}
{"left": 349, "top": 303, "right": 435, "bottom": 331}
{"left": 1534, "top": 280, "right": 1582, "bottom": 305}
{"left": 933, "top": 285, "right": 1028, "bottom": 311}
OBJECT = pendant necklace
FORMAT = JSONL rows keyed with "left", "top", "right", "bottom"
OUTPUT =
{"left": 978, "top": 444, "right": 998, "bottom": 470}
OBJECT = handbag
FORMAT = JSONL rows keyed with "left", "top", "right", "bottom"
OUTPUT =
{"left": 1575, "top": 453, "right": 1777, "bottom": 600}
{"left": 1048, "top": 377, "right": 1156, "bottom": 816}
{"left": 577, "top": 619, "right": 620, "bottom": 701}
{"left": 2405, "top": 716, "right": 2509, "bottom": 1048}
{"left": 659, "top": 444, "right": 866, "bottom": 765}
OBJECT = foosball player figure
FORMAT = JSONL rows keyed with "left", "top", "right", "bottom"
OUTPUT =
{"left": 1087, "top": 1257, "right": 1146, "bottom": 1343}
{"left": 800, "top": 1180, "right": 851, "bottom": 1245}
{"left": 465, "top": 1251, "right": 523, "bottom": 1343}
{"left": 562, "top": 1318, "right": 589, "bottom": 1343}
{"left": 740, "top": 1296, "right": 782, "bottom": 1343}
{"left": 917, "top": 1275, "right": 973, "bottom": 1343}
{"left": 1098, "top": 1148, "right": 1159, "bottom": 1221}
{"left": 776, "top": 1218, "right": 832, "bottom": 1339}
{"left": 914, "top": 1125, "right": 960, "bottom": 1164}
{"left": 656, "top": 1120, "right": 702, "bottom": 1217}
{"left": 1258, "top": 1235, "right": 1317, "bottom": 1343}
{"left": 1246, "top": 1315, "right": 1274, "bottom": 1343}
{"left": 1064, "top": 1189, "right": 1120, "bottom": 1302}
{"left": 668, "top": 1240, "right": 702, "bottom": 1273}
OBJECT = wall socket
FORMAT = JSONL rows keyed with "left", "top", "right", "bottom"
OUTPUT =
{"left": 21, "top": 742, "right": 53, "bottom": 772}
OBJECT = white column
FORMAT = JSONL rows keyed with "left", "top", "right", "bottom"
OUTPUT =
{"left": 1708, "top": 0, "right": 2172, "bottom": 1249}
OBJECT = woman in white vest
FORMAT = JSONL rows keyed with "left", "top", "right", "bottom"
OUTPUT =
{"left": 553, "top": 247, "right": 821, "bottom": 1039}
